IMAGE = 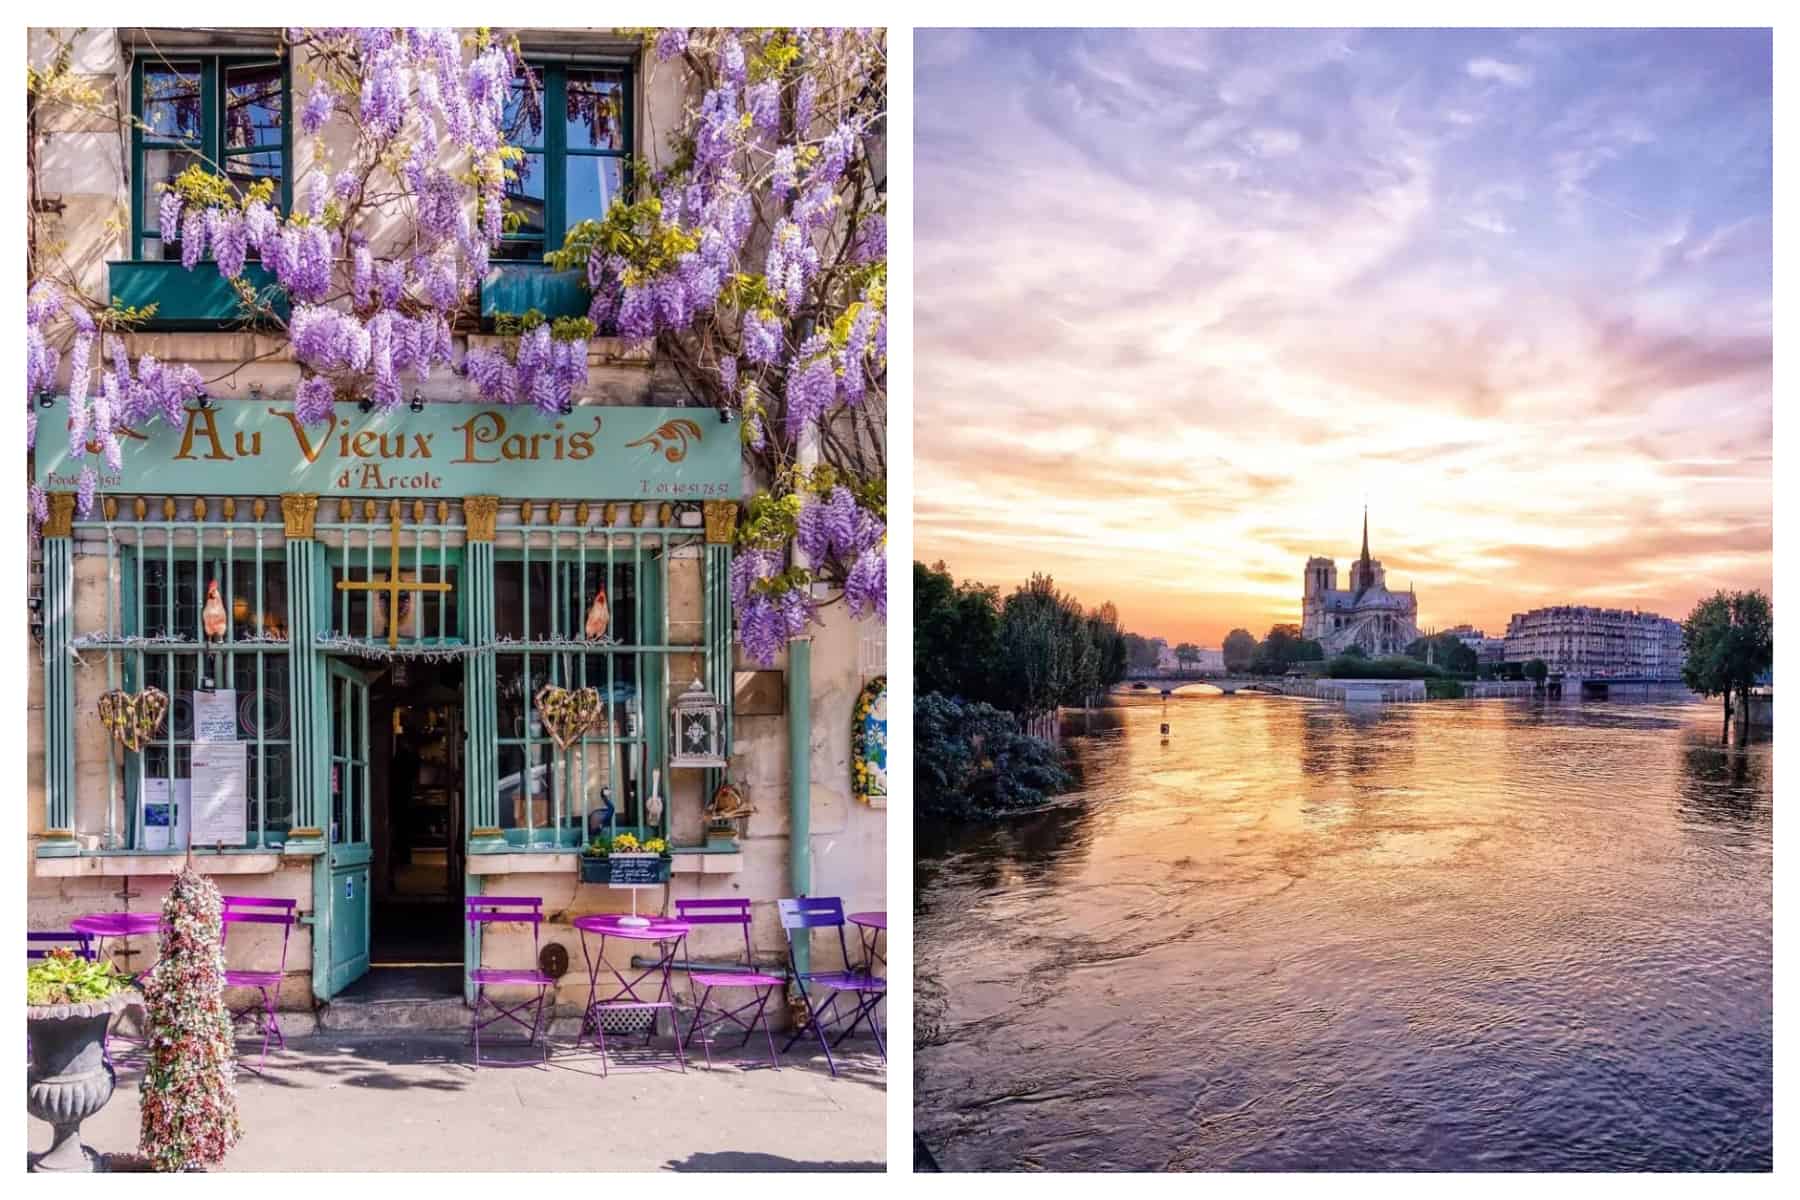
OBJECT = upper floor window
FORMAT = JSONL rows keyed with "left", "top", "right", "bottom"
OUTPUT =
{"left": 497, "top": 61, "right": 632, "bottom": 260}
{"left": 133, "top": 55, "right": 290, "bottom": 261}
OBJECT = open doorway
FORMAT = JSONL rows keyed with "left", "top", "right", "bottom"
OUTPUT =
{"left": 338, "top": 658, "right": 466, "bottom": 1000}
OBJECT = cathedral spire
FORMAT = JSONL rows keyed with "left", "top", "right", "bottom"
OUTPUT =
{"left": 1360, "top": 505, "right": 1371, "bottom": 566}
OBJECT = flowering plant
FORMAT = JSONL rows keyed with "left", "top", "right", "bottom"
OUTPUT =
{"left": 138, "top": 868, "right": 241, "bottom": 1172}
{"left": 554, "top": 28, "right": 888, "bottom": 661}
{"left": 26, "top": 947, "right": 127, "bottom": 1007}
{"left": 26, "top": 26, "right": 885, "bottom": 667}
{"left": 585, "top": 831, "right": 671, "bottom": 857}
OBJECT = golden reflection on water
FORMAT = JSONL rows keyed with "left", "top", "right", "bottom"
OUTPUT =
{"left": 915, "top": 694, "right": 1773, "bottom": 1171}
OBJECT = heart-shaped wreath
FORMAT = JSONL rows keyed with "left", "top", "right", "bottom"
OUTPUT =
{"left": 534, "top": 685, "right": 603, "bottom": 750}
{"left": 97, "top": 687, "right": 171, "bottom": 753}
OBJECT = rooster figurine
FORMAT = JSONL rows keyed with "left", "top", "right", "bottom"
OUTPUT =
{"left": 584, "top": 584, "right": 610, "bottom": 640}
{"left": 202, "top": 579, "right": 228, "bottom": 641}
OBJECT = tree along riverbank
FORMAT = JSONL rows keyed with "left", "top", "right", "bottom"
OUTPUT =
{"left": 916, "top": 562, "right": 1132, "bottom": 821}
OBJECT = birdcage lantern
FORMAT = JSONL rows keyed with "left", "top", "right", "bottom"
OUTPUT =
{"left": 669, "top": 678, "right": 728, "bottom": 768}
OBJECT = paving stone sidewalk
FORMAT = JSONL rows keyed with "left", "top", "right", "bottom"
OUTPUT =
{"left": 31, "top": 1033, "right": 886, "bottom": 1172}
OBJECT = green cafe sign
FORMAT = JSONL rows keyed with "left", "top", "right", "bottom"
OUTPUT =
{"left": 33, "top": 398, "right": 741, "bottom": 500}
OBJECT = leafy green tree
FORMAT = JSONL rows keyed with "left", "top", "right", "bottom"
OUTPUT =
{"left": 914, "top": 561, "right": 1003, "bottom": 705}
{"left": 1222, "top": 629, "right": 1257, "bottom": 673}
{"left": 1088, "top": 602, "right": 1129, "bottom": 693}
{"left": 1524, "top": 658, "right": 1548, "bottom": 683}
{"left": 1683, "top": 589, "right": 1774, "bottom": 742}
{"left": 1122, "top": 633, "right": 1161, "bottom": 672}
{"left": 998, "top": 574, "right": 1077, "bottom": 721}
{"left": 1173, "top": 642, "right": 1200, "bottom": 671}
{"left": 1405, "top": 633, "right": 1478, "bottom": 676}
{"left": 1340, "top": 644, "right": 1367, "bottom": 660}
{"left": 1254, "top": 623, "right": 1321, "bottom": 674}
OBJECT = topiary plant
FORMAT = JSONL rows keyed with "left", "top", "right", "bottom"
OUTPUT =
{"left": 137, "top": 868, "right": 241, "bottom": 1172}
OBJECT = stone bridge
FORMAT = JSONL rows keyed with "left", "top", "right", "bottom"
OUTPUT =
{"left": 1119, "top": 675, "right": 1287, "bottom": 696}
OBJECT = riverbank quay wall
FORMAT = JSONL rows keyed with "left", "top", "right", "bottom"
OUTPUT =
{"left": 1284, "top": 679, "right": 1427, "bottom": 703}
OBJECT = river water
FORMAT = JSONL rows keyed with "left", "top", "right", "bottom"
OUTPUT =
{"left": 914, "top": 692, "right": 1772, "bottom": 1171}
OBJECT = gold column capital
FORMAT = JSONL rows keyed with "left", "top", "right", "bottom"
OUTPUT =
{"left": 280, "top": 493, "right": 319, "bottom": 539}
{"left": 703, "top": 501, "right": 739, "bottom": 545}
{"left": 464, "top": 496, "right": 500, "bottom": 542}
{"left": 41, "top": 493, "right": 78, "bottom": 538}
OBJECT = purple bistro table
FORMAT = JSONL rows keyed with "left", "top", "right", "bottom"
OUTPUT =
{"left": 848, "top": 911, "right": 887, "bottom": 973}
{"left": 572, "top": 914, "right": 692, "bottom": 1076}
{"left": 69, "top": 911, "right": 167, "bottom": 975}
{"left": 69, "top": 912, "right": 167, "bottom": 1062}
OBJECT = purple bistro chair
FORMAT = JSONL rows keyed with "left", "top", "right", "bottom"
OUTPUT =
{"left": 67, "top": 912, "right": 167, "bottom": 1068}
{"left": 220, "top": 895, "right": 296, "bottom": 1074}
{"left": 675, "top": 898, "right": 784, "bottom": 1071}
{"left": 28, "top": 930, "right": 97, "bottom": 961}
{"left": 464, "top": 896, "right": 556, "bottom": 1069}
{"left": 777, "top": 897, "right": 887, "bottom": 1078}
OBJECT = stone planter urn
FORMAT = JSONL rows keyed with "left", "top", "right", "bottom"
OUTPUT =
{"left": 27, "top": 990, "right": 137, "bottom": 1172}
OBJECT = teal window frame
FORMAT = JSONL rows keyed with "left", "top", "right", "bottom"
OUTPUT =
{"left": 491, "top": 543, "right": 667, "bottom": 847}
{"left": 76, "top": 510, "right": 294, "bottom": 853}
{"left": 499, "top": 59, "right": 635, "bottom": 260}
{"left": 130, "top": 52, "right": 293, "bottom": 262}
{"left": 321, "top": 544, "right": 469, "bottom": 647}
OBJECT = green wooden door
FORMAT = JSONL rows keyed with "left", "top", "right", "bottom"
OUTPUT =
{"left": 325, "top": 659, "right": 373, "bottom": 995}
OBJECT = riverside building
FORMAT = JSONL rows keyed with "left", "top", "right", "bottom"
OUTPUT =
{"left": 1442, "top": 624, "right": 1507, "bottom": 666}
{"left": 1502, "top": 606, "right": 1684, "bottom": 680}
{"left": 26, "top": 27, "right": 886, "bottom": 1022}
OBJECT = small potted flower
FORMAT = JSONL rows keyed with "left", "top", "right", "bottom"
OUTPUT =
{"left": 27, "top": 949, "right": 135, "bottom": 1172}
{"left": 580, "top": 833, "right": 615, "bottom": 883}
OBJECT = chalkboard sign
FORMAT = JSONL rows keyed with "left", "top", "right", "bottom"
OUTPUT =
{"left": 607, "top": 852, "right": 664, "bottom": 888}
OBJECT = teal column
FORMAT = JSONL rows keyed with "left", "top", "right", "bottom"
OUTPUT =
{"left": 463, "top": 871, "right": 482, "bottom": 1005}
{"left": 464, "top": 499, "right": 503, "bottom": 853}
{"left": 704, "top": 541, "right": 737, "bottom": 849}
{"left": 38, "top": 494, "right": 79, "bottom": 857}
{"left": 787, "top": 635, "right": 812, "bottom": 975}
{"left": 281, "top": 496, "right": 327, "bottom": 856}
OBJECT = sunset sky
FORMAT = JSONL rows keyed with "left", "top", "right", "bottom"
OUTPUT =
{"left": 914, "top": 28, "right": 1772, "bottom": 647}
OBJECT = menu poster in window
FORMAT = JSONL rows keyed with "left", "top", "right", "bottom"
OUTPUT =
{"left": 139, "top": 776, "right": 192, "bottom": 851}
{"left": 141, "top": 776, "right": 172, "bottom": 851}
{"left": 192, "top": 689, "right": 239, "bottom": 742}
{"left": 190, "top": 742, "right": 247, "bottom": 846}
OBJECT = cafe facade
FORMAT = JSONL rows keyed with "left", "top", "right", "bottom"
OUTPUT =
{"left": 26, "top": 27, "right": 886, "bottom": 1021}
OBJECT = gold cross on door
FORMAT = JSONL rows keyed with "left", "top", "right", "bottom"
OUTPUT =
{"left": 336, "top": 504, "right": 453, "bottom": 647}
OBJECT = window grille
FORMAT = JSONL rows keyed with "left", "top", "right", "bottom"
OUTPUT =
{"left": 317, "top": 498, "right": 466, "bottom": 652}
{"left": 70, "top": 496, "right": 291, "bottom": 850}
{"left": 490, "top": 502, "right": 712, "bottom": 848}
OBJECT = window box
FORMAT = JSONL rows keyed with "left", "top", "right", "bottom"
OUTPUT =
{"left": 108, "top": 260, "right": 289, "bottom": 330}
{"left": 502, "top": 825, "right": 585, "bottom": 851}
{"left": 480, "top": 262, "right": 591, "bottom": 325}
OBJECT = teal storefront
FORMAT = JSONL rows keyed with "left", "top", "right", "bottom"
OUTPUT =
{"left": 33, "top": 398, "right": 741, "bottom": 1002}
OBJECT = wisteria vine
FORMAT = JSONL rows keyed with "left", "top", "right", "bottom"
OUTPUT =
{"left": 562, "top": 28, "right": 889, "bottom": 662}
{"left": 26, "top": 27, "right": 886, "bottom": 666}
